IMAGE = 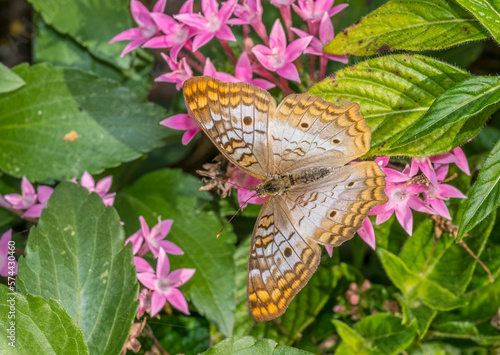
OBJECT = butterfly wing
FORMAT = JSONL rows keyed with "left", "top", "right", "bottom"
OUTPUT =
{"left": 271, "top": 94, "right": 370, "bottom": 173}
{"left": 248, "top": 196, "right": 321, "bottom": 321}
{"left": 284, "top": 162, "right": 387, "bottom": 246}
{"left": 183, "top": 76, "right": 276, "bottom": 180}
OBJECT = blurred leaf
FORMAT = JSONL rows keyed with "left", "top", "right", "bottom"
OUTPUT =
{"left": 406, "top": 342, "right": 462, "bottom": 354}
{"left": 28, "top": 0, "right": 133, "bottom": 69}
{"left": 392, "top": 76, "right": 500, "bottom": 156}
{"left": 0, "top": 63, "right": 168, "bottom": 182}
{"left": 154, "top": 316, "right": 209, "bottom": 355}
{"left": 424, "top": 41, "right": 484, "bottom": 70}
{"left": 199, "top": 336, "right": 314, "bottom": 355}
{"left": 455, "top": 0, "right": 500, "bottom": 43}
{"left": 114, "top": 169, "right": 236, "bottom": 337}
{"left": 0, "top": 285, "right": 88, "bottom": 354}
{"left": 430, "top": 320, "right": 500, "bottom": 345}
{"left": 34, "top": 18, "right": 153, "bottom": 98}
{"left": 0, "top": 62, "right": 25, "bottom": 93}
{"left": 324, "top": 0, "right": 488, "bottom": 56}
{"left": 459, "top": 140, "right": 500, "bottom": 239}
{"left": 309, "top": 54, "right": 470, "bottom": 157}
{"left": 17, "top": 183, "right": 138, "bottom": 355}
{"left": 333, "top": 315, "right": 417, "bottom": 355}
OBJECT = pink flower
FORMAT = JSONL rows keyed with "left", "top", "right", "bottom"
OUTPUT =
{"left": 235, "top": 52, "right": 275, "bottom": 90}
{"left": 228, "top": 168, "right": 266, "bottom": 208}
{"left": 160, "top": 114, "right": 201, "bottom": 145}
{"left": 229, "top": 0, "right": 268, "bottom": 43}
{"left": 135, "top": 216, "right": 183, "bottom": 258}
{"left": 203, "top": 58, "right": 238, "bottom": 82}
{"left": 371, "top": 182, "right": 434, "bottom": 236}
{"left": 155, "top": 55, "right": 193, "bottom": 90}
{"left": 0, "top": 229, "right": 16, "bottom": 277}
{"left": 325, "top": 217, "right": 375, "bottom": 256}
{"left": 252, "top": 19, "right": 312, "bottom": 82}
{"left": 145, "top": 1, "right": 195, "bottom": 60}
{"left": 137, "top": 248, "right": 195, "bottom": 316}
{"left": 431, "top": 147, "right": 470, "bottom": 176}
{"left": 134, "top": 256, "right": 155, "bottom": 273}
{"left": 175, "top": 0, "right": 238, "bottom": 52}
{"left": 292, "top": 0, "right": 348, "bottom": 35}
{"left": 291, "top": 13, "right": 347, "bottom": 64}
{"left": 109, "top": 0, "right": 167, "bottom": 57}
{"left": 375, "top": 157, "right": 410, "bottom": 184}
{"left": 4, "top": 177, "right": 54, "bottom": 218}
{"left": 73, "top": 172, "right": 115, "bottom": 206}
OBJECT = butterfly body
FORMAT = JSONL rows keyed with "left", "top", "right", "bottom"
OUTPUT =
{"left": 183, "top": 77, "right": 388, "bottom": 322}
{"left": 255, "top": 167, "right": 334, "bottom": 197}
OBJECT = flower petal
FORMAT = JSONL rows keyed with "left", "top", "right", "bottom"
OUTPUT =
{"left": 182, "top": 128, "right": 201, "bottom": 145}
{"left": 395, "top": 204, "right": 413, "bottom": 236}
{"left": 276, "top": 62, "right": 300, "bottom": 82}
{"left": 429, "top": 198, "right": 451, "bottom": 220}
{"left": 137, "top": 272, "right": 158, "bottom": 290}
{"left": 156, "top": 247, "right": 171, "bottom": 279}
{"left": 165, "top": 287, "right": 190, "bottom": 314}
{"left": 80, "top": 171, "right": 95, "bottom": 190}
{"left": 285, "top": 36, "right": 312, "bottom": 62}
{"left": 36, "top": 185, "right": 54, "bottom": 203}
{"left": 167, "top": 268, "right": 196, "bottom": 285}
{"left": 159, "top": 240, "right": 184, "bottom": 255}
{"left": 150, "top": 291, "right": 167, "bottom": 316}
{"left": 357, "top": 217, "right": 376, "bottom": 250}
{"left": 134, "top": 257, "right": 155, "bottom": 273}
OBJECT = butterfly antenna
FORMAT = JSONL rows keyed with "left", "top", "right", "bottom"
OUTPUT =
{"left": 217, "top": 192, "right": 259, "bottom": 238}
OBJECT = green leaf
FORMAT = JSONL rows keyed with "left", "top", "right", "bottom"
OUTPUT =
{"left": 198, "top": 336, "right": 314, "bottom": 355}
{"left": 332, "top": 320, "right": 368, "bottom": 354}
{"left": 28, "top": 0, "right": 133, "bottom": 69}
{"left": 0, "top": 63, "right": 168, "bottom": 182}
{"left": 114, "top": 169, "right": 236, "bottom": 337}
{"left": 16, "top": 182, "right": 138, "bottom": 355}
{"left": 391, "top": 76, "right": 500, "bottom": 156}
{"left": 0, "top": 62, "right": 25, "bottom": 93}
{"left": 0, "top": 285, "right": 88, "bottom": 354}
{"left": 34, "top": 18, "right": 153, "bottom": 98}
{"left": 377, "top": 249, "right": 467, "bottom": 311}
{"left": 308, "top": 54, "right": 470, "bottom": 157}
{"left": 455, "top": 0, "right": 500, "bottom": 43}
{"left": 354, "top": 314, "right": 418, "bottom": 354}
{"left": 324, "top": 0, "right": 488, "bottom": 56}
{"left": 459, "top": 140, "right": 500, "bottom": 239}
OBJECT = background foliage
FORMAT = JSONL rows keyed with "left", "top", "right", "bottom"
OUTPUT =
{"left": 0, "top": 0, "right": 500, "bottom": 354}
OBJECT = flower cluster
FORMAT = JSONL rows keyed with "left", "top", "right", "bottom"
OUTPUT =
{"left": 110, "top": 0, "right": 348, "bottom": 144}
{"left": 1, "top": 177, "right": 53, "bottom": 218}
{"left": 126, "top": 217, "right": 195, "bottom": 317}
{"left": 372, "top": 147, "right": 468, "bottom": 237}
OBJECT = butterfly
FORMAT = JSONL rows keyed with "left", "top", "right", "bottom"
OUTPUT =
{"left": 183, "top": 76, "right": 388, "bottom": 321}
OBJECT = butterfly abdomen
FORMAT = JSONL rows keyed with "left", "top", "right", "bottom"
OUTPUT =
{"left": 289, "top": 167, "right": 332, "bottom": 186}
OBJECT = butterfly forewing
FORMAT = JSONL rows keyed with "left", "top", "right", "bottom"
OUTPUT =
{"left": 184, "top": 76, "right": 276, "bottom": 180}
{"left": 247, "top": 197, "right": 321, "bottom": 321}
{"left": 272, "top": 94, "right": 371, "bottom": 173}
{"left": 285, "top": 162, "right": 387, "bottom": 246}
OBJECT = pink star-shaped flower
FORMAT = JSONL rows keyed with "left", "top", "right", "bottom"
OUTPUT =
{"left": 228, "top": 0, "right": 268, "bottom": 43}
{"left": 175, "top": 0, "right": 238, "bottom": 52}
{"left": 371, "top": 182, "right": 434, "bottom": 236}
{"left": 72, "top": 171, "right": 116, "bottom": 207}
{"left": 292, "top": 0, "right": 348, "bottom": 35}
{"left": 430, "top": 146, "right": 471, "bottom": 176}
{"left": 4, "top": 177, "right": 53, "bottom": 218}
{"left": 144, "top": 1, "right": 196, "bottom": 61}
{"left": 156, "top": 55, "right": 193, "bottom": 90}
{"left": 252, "top": 19, "right": 312, "bottom": 82}
{"left": 109, "top": 0, "right": 167, "bottom": 57}
{"left": 137, "top": 248, "right": 195, "bottom": 316}
{"left": 134, "top": 216, "right": 183, "bottom": 258}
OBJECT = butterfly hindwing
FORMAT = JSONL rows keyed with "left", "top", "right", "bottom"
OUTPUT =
{"left": 285, "top": 162, "right": 387, "bottom": 246}
{"left": 247, "top": 197, "right": 321, "bottom": 321}
{"left": 271, "top": 94, "right": 371, "bottom": 173}
{"left": 184, "top": 76, "right": 276, "bottom": 180}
